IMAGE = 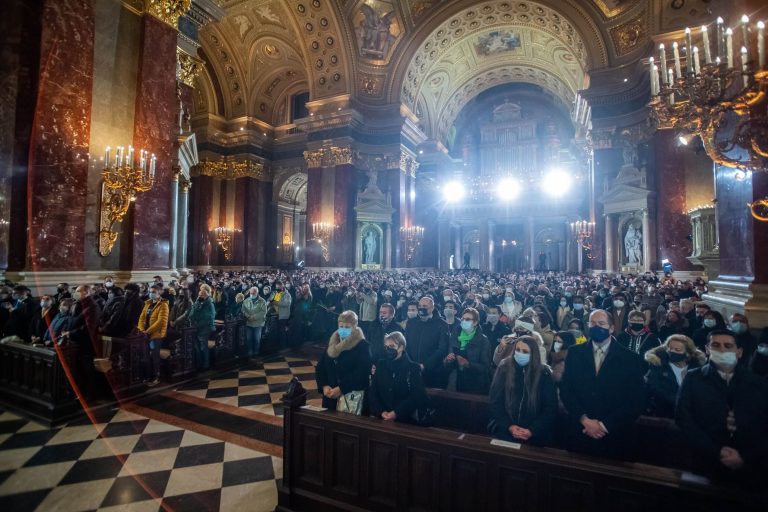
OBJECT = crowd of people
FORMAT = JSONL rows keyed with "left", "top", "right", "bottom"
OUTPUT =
{"left": 1, "top": 269, "right": 767, "bottom": 483}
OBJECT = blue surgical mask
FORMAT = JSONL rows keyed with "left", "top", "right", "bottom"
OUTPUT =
{"left": 703, "top": 319, "right": 716, "bottom": 328}
{"left": 460, "top": 320, "right": 474, "bottom": 331}
{"left": 514, "top": 351, "right": 531, "bottom": 366}
{"left": 573, "top": 303, "right": 584, "bottom": 310}
{"left": 730, "top": 322, "right": 747, "bottom": 334}
{"left": 338, "top": 327, "right": 352, "bottom": 339}
{"left": 148, "top": 292, "right": 157, "bottom": 301}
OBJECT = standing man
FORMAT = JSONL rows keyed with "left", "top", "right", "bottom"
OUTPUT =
{"left": 405, "top": 296, "right": 447, "bottom": 388}
{"left": 560, "top": 309, "right": 646, "bottom": 459}
{"left": 241, "top": 286, "right": 267, "bottom": 357}
{"left": 138, "top": 284, "right": 169, "bottom": 386}
{"left": 189, "top": 287, "right": 216, "bottom": 371}
{"left": 368, "top": 303, "right": 403, "bottom": 363}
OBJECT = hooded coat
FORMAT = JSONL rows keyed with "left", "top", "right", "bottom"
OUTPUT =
{"left": 643, "top": 344, "right": 706, "bottom": 418}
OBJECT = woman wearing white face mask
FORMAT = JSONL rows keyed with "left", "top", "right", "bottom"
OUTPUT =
{"left": 489, "top": 336, "right": 557, "bottom": 445}
{"left": 500, "top": 292, "right": 521, "bottom": 323}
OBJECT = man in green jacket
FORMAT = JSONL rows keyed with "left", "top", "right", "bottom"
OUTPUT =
{"left": 241, "top": 286, "right": 267, "bottom": 357}
{"left": 189, "top": 287, "right": 216, "bottom": 370}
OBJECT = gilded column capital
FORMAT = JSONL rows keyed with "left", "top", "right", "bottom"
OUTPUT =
{"left": 177, "top": 47, "right": 204, "bottom": 87}
{"left": 193, "top": 158, "right": 269, "bottom": 181}
{"left": 303, "top": 146, "right": 352, "bottom": 169}
{"left": 180, "top": 176, "right": 192, "bottom": 192}
{"left": 171, "top": 164, "right": 182, "bottom": 182}
{"left": 144, "top": 0, "right": 190, "bottom": 29}
{"left": 400, "top": 153, "right": 419, "bottom": 178}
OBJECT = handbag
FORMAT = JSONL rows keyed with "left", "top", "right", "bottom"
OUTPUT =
{"left": 336, "top": 390, "right": 365, "bottom": 415}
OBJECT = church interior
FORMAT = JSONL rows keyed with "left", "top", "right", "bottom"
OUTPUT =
{"left": 1, "top": 0, "right": 768, "bottom": 510}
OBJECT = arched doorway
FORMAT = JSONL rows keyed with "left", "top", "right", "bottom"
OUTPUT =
{"left": 276, "top": 172, "right": 307, "bottom": 265}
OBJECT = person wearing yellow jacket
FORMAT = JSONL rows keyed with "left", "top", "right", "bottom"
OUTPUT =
{"left": 138, "top": 283, "right": 169, "bottom": 386}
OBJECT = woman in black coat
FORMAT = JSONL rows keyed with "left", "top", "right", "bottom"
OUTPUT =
{"left": 442, "top": 307, "right": 491, "bottom": 395}
{"left": 369, "top": 332, "right": 429, "bottom": 423}
{"left": 489, "top": 335, "right": 558, "bottom": 446}
{"left": 644, "top": 334, "right": 706, "bottom": 418}
{"left": 692, "top": 311, "right": 727, "bottom": 349}
{"left": 315, "top": 310, "right": 372, "bottom": 412}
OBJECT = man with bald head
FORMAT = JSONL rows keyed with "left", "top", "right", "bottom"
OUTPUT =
{"left": 405, "top": 295, "right": 448, "bottom": 388}
{"left": 560, "top": 309, "right": 646, "bottom": 459}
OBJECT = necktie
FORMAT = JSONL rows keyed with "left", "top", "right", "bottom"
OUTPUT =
{"left": 594, "top": 347, "right": 604, "bottom": 374}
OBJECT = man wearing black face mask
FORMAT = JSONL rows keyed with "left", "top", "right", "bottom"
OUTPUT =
{"left": 368, "top": 303, "right": 403, "bottom": 363}
{"left": 405, "top": 296, "right": 448, "bottom": 388}
{"left": 560, "top": 309, "right": 646, "bottom": 459}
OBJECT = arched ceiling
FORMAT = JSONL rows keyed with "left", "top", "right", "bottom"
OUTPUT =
{"left": 397, "top": 1, "right": 596, "bottom": 142}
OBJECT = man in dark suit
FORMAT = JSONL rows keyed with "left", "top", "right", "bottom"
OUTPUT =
{"left": 405, "top": 296, "right": 448, "bottom": 388}
{"left": 560, "top": 309, "right": 646, "bottom": 459}
{"left": 368, "top": 303, "right": 404, "bottom": 363}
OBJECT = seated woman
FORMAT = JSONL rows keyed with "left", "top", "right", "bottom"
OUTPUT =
{"left": 644, "top": 334, "right": 705, "bottom": 418}
{"left": 315, "top": 310, "right": 372, "bottom": 414}
{"left": 489, "top": 335, "right": 558, "bottom": 445}
{"left": 369, "top": 332, "right": 429, "bottom": 423}
{"left": 443, "top": 307, "right": 491, "bottom": 395}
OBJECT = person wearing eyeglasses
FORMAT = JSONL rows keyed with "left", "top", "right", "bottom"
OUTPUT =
{"left": 442, "top": 307, "right": 491, "bottom": 395}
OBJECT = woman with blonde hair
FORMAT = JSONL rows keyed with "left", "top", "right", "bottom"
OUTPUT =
{"left": 644, "top": 334, "right": 706, "bottom": 418}
{"left": 315, "top": 310, "right": 372, "bottom": 414}
{"left": 489, "top": 336, "right": 558, "bottom": 445}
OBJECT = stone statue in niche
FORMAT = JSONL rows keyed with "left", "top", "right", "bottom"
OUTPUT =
{"left": 621, "top": 137, "right": 638, "bottom": 168}
{"left": 624, "top": 223, "right": 643, "bottom": 265}
{"left": 364, "top": 230, "right": 378, "bottom": 264}
{"left": 358, "top": 4, "right": 397, "bottom": 59}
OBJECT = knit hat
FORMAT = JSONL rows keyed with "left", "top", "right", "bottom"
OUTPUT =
{"left": 515, "top": 317, "right": 535, "bottom": 333}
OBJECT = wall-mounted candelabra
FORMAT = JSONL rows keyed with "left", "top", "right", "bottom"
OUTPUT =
{"left": 570, "top": 219, "right": 595, "bottom": 260}
{"left": 213, "top": 227, "right": 238, "bottom": 261}
{"left": 311, "top": 222, "right": 337, "bottom": 261}
{"left": 648, "top": 15, "right": 767, "bottom": 176}
{"left": 400, "top": 225, "right": 425, "bottom": 264}
{"left": 99, "top": 145, "right": 156, "bottom": 256}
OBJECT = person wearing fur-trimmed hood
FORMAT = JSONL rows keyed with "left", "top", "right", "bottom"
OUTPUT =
{"left": 644, "top": 334, "right": 706, "bottom": 418}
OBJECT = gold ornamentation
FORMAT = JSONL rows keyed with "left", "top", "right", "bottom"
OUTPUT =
{"left": 311, "top": 222, "right": 337, "bottom": 261}
{"left": 303, "top": 146, "right": 352, "bottom": 168}
{"left": 194, "top": 158, "right": 268, "bottom": 180}
{"left": 593, "top": 0, "right": 634, "bottom": 18}
{"left": 610, "top": 14, "right": 645, "bottom": 56}
{"left": 213, "top": 227, "right": 238, "bottom": 261}
{"left": 748, "top": 198, "right": 768, "bottom": 222}
{"left": 179, "top": 176, "right": 192, "bottom": 193}
{"left": 400, "top": 153, "right": 419, "bottom": 177}
{"left": 352, "top": 151, "right": 401, "bottom": 172}
{"left": 360, "top": 73, "right": 383, "bottom": 96}
{"left": 177, "top": 48, "right": 204, "bottom": 87}
{"left": 144, "top": 0, "right": 190, "bottom": 28}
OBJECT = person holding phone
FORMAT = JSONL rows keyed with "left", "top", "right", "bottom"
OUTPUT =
{"left": 442, "top": 307, "right": 491, "bottom": 395}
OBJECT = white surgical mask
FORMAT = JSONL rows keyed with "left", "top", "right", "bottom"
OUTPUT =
{"left": 613, "top": 300, "right": 625, "bottom": 308}
{"left": 709, "top": 350, "right": 738, "bottom": 369}
{"left": 554, "top": 341, "right": 563, "bottom": 352}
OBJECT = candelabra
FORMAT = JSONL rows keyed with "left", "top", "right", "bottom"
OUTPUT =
{"left": 213, "top": 227, "right": 238, "bottom": 261}
{"left": 570, "top": 220, "right": 596, "bottom": 260}
{"left": 98, "top": 145, "right": 156, "bottom": 256}
{"left": 400, "top": 225, "right": 425, "bottom": 265}
{"left": 311, "top": 222, "right": 337, "bottom": 261}
{"left": 648, "top": 15, "right": 767, "bottom": 178}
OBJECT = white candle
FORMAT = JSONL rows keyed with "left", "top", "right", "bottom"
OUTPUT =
{"left": 741, "top": 15, "right": 750, "bottom": 52}
{"left": 116, "top": 146, "right": 123, "bottom": 168}
{"left": 673, "top": 42, "right": 682, "bottom": 78}
{"left": 105, "top": 146, "right": 110, "bottom": 167}
{"left": 726, "top": 28, "right": 733, "bottom": 68}
{"left": 716, "top": 17, "right": 724, "bottom": 61}
{"left": 701, "top": 25, "right": 712, "bottom": 64}
{"left": 659, "top": 43, "right": 668, "bottom": 84}
{"left": 692, "top": 46, "right": 701, "bottom": 75}
{"left": 741, "top": 46, "right": 749, "bottom": 87}
{"left": 758, "top": 21, "right": 765, "bottom": 69}
{"left": 652, "top": 64, "right": 659, "bottom": 95}
{"left": 667, "top": 68, "right": 675, "bottom": 103}
{"left": 685, "top": 28, "right": 693, "bottom": 74}
{"left": 140, "top": 150, "right": 146, "bottom": 172}
{"left": 649, "top": 57, "right": 658, "bottom": 95}
{"left": 150, "top": 155, "right": 156, "bottom": 178}
{"left": 127, "top": 145, "right": 134, "bottom": 167}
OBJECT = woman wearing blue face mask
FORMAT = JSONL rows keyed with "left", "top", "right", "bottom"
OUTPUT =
{"left": 489, "top": 336, "right": 557, "bottom": 445}
{"left": 442, "top": 307, "right": 491, "bottom": 395}
{"left": 315, "top": 310, "right": 372, "bottom": 414}
{"left": 692, "top": 310, "right": 727, "bottom": 350}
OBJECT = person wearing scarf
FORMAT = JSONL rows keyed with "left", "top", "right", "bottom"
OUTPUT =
{"left": 616, "top": 310, "right": 660, "bottom": 355}
{"left": 315, "top": 310, "right": 372, "bottom": 412}
{"left": 443, "top": 307, "right": 491, "bottom": 395}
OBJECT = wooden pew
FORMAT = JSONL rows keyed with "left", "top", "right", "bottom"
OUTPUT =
{"left": 278, "top": 382, "right": 763, "bottom": 512}
{"left": 0, "top": 341, "right": 80, "bottom": 425}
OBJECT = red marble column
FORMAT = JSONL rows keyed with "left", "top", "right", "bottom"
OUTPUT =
{"left": 130, "top": 15, "right": 177, "bottom": 270}
{"left": 385, "top": 169, "right": 406, "bottom": 267}
{"left": 26, "top": 0, "right": 95, "bottom": 271}
{"left": 305, "top": 167, "right": 323, "bottom": 267}
{"left": 332, "top": 164, "right": 356, "bottom": 268}
{"left": 233, "top": 177, "right": 247, "bottom": 266}
{"left": 187, "top": 175, "right": 213, "bottom": 266}
{"left": 653, "top": 131, "right": 693, "bottom": 271}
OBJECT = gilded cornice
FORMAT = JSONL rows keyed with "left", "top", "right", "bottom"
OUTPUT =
{"left": 145, "top": 0, "right": 191, "bottom": 28}
{"left": 193, "top": 158, "right": 270, "bottom": 181}
{"left": 609, "top": 12, "right": 646, "bottom": 57}
{"left": 303, "top": 146, "right": 353, "bottom": 169}
{"left": 177, "top": 47, "right": 205, "bottom": 87}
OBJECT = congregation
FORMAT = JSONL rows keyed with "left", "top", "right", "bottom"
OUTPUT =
{"left": 2, "top": 269, "right": 767, "bottom": 487}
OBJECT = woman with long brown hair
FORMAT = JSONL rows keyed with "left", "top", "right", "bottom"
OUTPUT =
{"left": 488, "top": 335, "right": 558, "bottom": 445}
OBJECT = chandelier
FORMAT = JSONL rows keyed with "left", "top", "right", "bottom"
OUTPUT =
{"left": 213, "top": 227, "right": 238, "bottom": 261}
{"left": 648, "top": 15, "right": 767, "bottom": 176}
{"left": 570, "top": 219, "right": 595, "bottom": 260}
{"left": 311, "top": 222, "right": 337, "bottom": 261}
{"left": 400, "top": 225, "right": 425, "bottom": 264}
{"left": 99, "top": 145, "right": 156, "bottom": 256}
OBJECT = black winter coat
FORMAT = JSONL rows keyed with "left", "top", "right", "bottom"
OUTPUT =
{"left": 643, "top": 346, "right": 704, "bottom": 418}
{"left": 676, "top": 363, "right": 768, "bottom": 477}
{"left": 616, "top": 328, "right": 660, "bottom": 356}
{"left": 315, "top": 335, "right": 372, "bottom": 410}
{"left": 367, "top": 320, "right": 404, "bottom": 363}
{"left": 405, "top": 315, "right": 448, "bottom": 387}
{"left": 368, "top": 353, "right": 428, "bottom": 423}
{"left": 443, "top": 329, "right": 492, "bottom": 395}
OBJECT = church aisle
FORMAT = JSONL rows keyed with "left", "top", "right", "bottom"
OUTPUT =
{"left": 0, "top": 349, "right": 324, "bottom": 512}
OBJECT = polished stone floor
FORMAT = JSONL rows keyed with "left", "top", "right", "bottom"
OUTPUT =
{"left": 0, "top": 351, "right": 323, "bottom": 512}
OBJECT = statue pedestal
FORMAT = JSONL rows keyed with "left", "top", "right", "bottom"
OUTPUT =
{"left": 354, "top": 173, "right": 395, "bottom": 270}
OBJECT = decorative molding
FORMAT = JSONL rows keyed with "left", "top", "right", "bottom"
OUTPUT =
{"left": 144, "top": 0, "right": 191, "bottom": 28}
{"left": 192, "top": 157, "right": 269, "bottom": 181}
{"left": 592, "top": 0, "right": 637, "bottom": 19}
{"left": 353, "top": 150, "right": 402, "bottom": 172}
{"left": 177, "top": 47, "right": 204, "bottom": 87}
{"left": 609, "top": 13, "right": 645, "bottom": 56}
{"left": 303, "top": 146, "right": 353, "bottom": 169}
{"left": 359, "top": 73, "right": 384, "bottom": 97}
{"left": 400, "top": 152, "right": 419, "bottom": 177}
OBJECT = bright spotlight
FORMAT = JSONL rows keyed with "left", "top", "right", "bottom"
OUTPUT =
{"left": 443, "top": 181, "right": 464, "bottom": 202}
{"left": 541, "top": 169, "right": 572, "bottom": 197}
{"left": 497, "top": 177, "right": 520, "bottom": 200}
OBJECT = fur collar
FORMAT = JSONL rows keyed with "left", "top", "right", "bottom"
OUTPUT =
{"left": 645, "top": 344, "right": 707, "bottom": 367}
{"left": 327, "top": 326, "right": 365, "bottom": 358}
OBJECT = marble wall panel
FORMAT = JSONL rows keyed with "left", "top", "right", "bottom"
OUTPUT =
{"left": 27, "top": 0, "right": 95, "bottom": 271}
{"left": 332, "top": 164, "right": 355, "bottom": 268}
{"left": 232, "top": 177, "right": 246, "bottom": 265}
{"left": 384, "top": 169, "right": 405, "bottom": 267}
{"left": 653, "top": 131, "right": 693, "bottom": 271}
{"left": 131, "top": 15, "right": 177, "bottom": 270}
{"left": 187, "top": 175, "right": 213, "bottom": 266}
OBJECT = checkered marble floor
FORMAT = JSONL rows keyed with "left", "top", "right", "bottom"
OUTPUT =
{"left": 0, "top": 352, "right": 324, "bottom": 511}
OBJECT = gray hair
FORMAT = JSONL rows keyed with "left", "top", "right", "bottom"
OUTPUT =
{"left": 384, "top": 331, "right": 407, "bottom": 349}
